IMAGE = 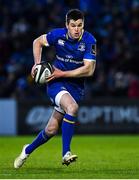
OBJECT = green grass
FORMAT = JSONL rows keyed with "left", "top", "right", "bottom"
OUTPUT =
{"left": 0, "top": 135, "right": 139, "bottom": 179}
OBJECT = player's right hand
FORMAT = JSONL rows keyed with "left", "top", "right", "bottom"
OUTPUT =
{"left": 52, "top": 67, "right": 65, "bottom": 79}
{"left": 46, "top": 74, "right": 55, "bottom": 83}
{"left": 45, "top": 67, "right": 65, "bottom": 82}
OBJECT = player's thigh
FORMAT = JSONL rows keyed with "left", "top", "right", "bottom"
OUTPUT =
{"left": 45, "top": 109, "right": 64, "bottom": 131}
{"left": 60, "top": 93, "right": 79, "bottom": 114}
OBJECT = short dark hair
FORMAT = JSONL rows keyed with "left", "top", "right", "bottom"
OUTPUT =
{"left": 66, "top": 9, "right": 84, "bottom": 24}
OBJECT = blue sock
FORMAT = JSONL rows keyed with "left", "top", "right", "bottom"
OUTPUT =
{"left": 62, "top": 114, "right": 76, "bottom": 156}
{"left": 25, "top": 130, "right": 51, "bottom": 154}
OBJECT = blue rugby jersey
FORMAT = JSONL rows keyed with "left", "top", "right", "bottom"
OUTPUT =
{"left": 46, "top": 28, "right": 96, "bottom": 91}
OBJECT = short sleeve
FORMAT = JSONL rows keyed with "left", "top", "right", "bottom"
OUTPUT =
{"left": 46, "top": 29, "right": 57, "bottom": 46}
{"left": 83, "top": 35, "right": 96, "bottom": 61}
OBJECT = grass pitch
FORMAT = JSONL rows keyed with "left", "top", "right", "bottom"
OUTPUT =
{"left": 0, "top": 135, "right": 139, "bottom": 179}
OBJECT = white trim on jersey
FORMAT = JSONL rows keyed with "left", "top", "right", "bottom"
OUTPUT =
{"left": 83, "top": 58, "right": 96, "bottom": 61}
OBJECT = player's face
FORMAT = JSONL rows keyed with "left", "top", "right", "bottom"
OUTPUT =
{"left": 66, "top": 19, "right": 84, "bottom": 39}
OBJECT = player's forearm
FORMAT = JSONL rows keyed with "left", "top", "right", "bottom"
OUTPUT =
{"left": 63, "top": 63, "right": 95, "bottom": 78}
{"left": 33, "top": 38, "right": 43, "bottom": 64}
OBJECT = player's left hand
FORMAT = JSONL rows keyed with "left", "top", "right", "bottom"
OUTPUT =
{"left": 46, "top": 67, "right": 65, "bottom": 82}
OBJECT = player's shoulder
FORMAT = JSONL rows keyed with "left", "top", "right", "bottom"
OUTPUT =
{"left": 48, "top": 28, "right": 66, "bottom": 37}
{"left": 83, "top": 31, "right": 96, "bottom": 43}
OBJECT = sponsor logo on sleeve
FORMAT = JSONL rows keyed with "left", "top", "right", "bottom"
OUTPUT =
{"left": 91, "top": 44, "right": 96, "bottom": 55}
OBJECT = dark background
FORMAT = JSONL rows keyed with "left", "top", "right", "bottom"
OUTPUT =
{"left": 0, "top": 0, "right": 139, "bottom": 100}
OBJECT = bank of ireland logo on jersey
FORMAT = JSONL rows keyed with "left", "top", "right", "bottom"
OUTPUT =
{"left": 58, "top": 39, "right": 65, "bottom": 46}
{"left": 78, "top": 43, "right": 85, "bottom": 51}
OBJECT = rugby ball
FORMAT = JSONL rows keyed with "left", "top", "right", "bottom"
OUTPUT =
{"left": 34, "top": 61, "right": 53, "bottom": 84}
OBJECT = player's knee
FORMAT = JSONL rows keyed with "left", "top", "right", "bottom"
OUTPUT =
{"left": 66, "top": 102, "right": 79, "bottom": 115}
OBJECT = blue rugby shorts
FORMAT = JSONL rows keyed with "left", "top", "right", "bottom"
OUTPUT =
{"left": 47, "top": 81, "right": 84, "bottom": 114}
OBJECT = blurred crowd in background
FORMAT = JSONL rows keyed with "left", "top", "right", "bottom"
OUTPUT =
{"left": 0, "top": 0, "right": 139, "bottom": 100}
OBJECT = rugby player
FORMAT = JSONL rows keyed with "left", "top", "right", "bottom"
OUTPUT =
{"left": 14, "top": 9, "right": 96, "bottom": 168}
